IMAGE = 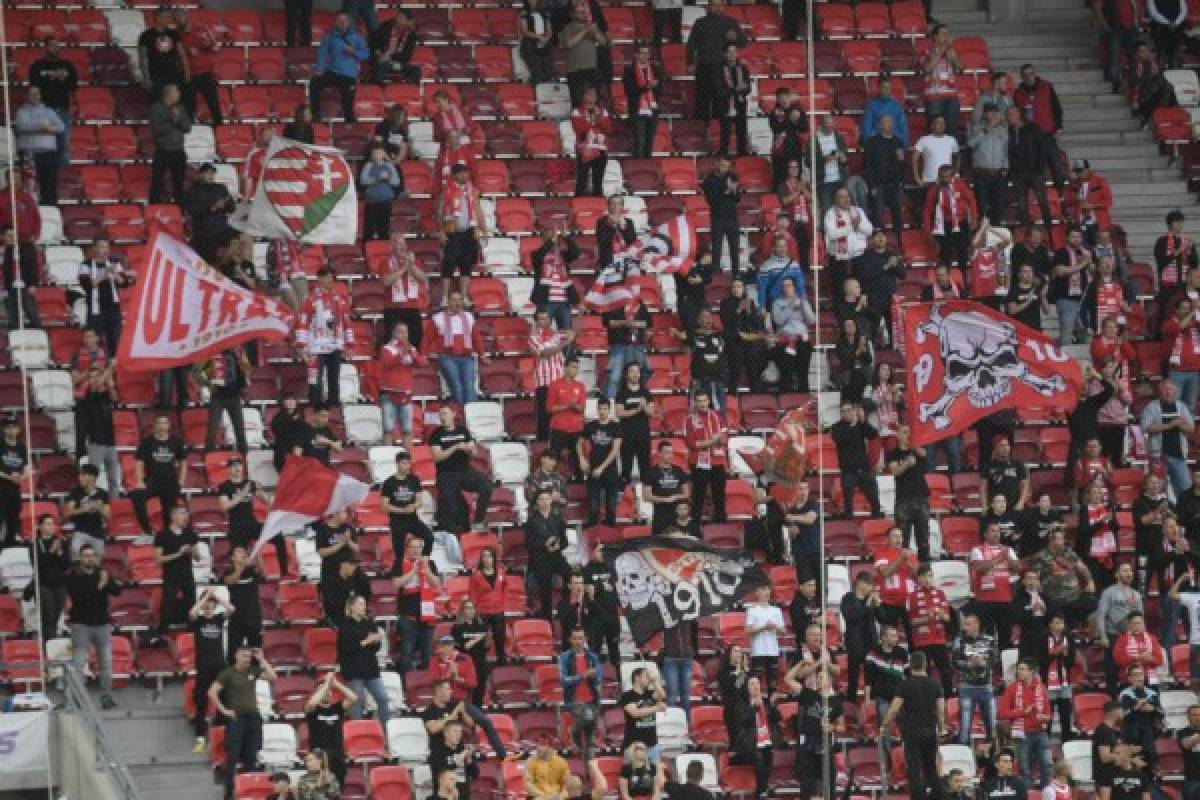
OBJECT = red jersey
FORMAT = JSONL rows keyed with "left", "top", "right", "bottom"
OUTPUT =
{"left": 1164, "top": 316, "right": 1200, "bottom": 371}
{"left": 467, "top": 568, "right": 506, "bottom": 616}
{"left": 571, "top": 105, "right": 612, "bottom": 162}
{"left": 1113, "top": 631, "right": 1166, "bottom": 674}
{"left": 378, "top": 339, "right": 427, "bottom": 401}
{"left": 906, "top": 586, "right": 950, "bottom": 646}
{"left": 874, "top": 547, "right": 916, "bottom": 606}
{"left": 429, "top": 652, "right": 478, "bottom": 701}
{"left": 180, "top": 26, "right": 218, "bottom": 74}
{"left": 1000, "top": 676, "right": 1051, "bottom": 734}
{"left": 970, "top": 543, "right": 1017, "bottom": 603}
{"left": 685, "top": 409, "right": 727, "bottom": 469}
{"left": 547, "top": 378, "right": 587, "bottom": 434}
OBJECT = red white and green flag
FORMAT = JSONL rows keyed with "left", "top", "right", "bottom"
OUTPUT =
{"left": 231, "top": 137, "right": 359, "bottom": 244}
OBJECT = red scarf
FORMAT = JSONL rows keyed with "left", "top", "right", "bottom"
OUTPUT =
{"left": 435, "top": 104, "right": 468, "bottom": 139}
{"left": 755, "top": 702, "right": 771, "bottom": 747}
{"left": 1087, "top": 505, "right": 1116, "bottom": 568}
{"left": 1046, "top": 633, "right": 1070, "bottom": 689}
{"left": 935, "top": 183, "right": 963, "bottom": 234}
{"left": 1164, "top": 235, "right": 1192, "bottom": 287}
{"left": 1119, "top": 633, "right": 1159, "bottom": 671}
{"left": 541, "top": 246, "right": 570, "bottom": 303}
{"left": 434, "top": 309, "right": 476, "bottom": 355}
{"left": 833, "top": 209, "right": 850, "bottom": 258}
{"left": 970, "top": 246, "right": 999, "bottom": 297}
{"left": 1096, "top": 280, "right": 1123, "bottom": 328}
{"left": 687, "top": 409, "right": 726, "bottom": 469}
{"left": 907, "top": 587, "right": 948, "bottom": 646}
{"left": 784, "top": 178, "right": 810, "bottom": 224}
{"left": 1011, "top": 676, "right": 1049, "bottom": 735}
{"left": 443, "top": 179, "right": 477, "bottom": 229}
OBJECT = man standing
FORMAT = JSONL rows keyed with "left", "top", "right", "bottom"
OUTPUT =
{"left": 968, "top": 103, "right": 1010, "bottom": 225}
{"left": 181, "top": 163, "right": 237, "bottom": 263}
{"left": 526, "top": 489, "right": 572, "bottom": 617}
{"left": 907, "top": 564, "right": 954, "bottom": 696}
{"left": 153, "top": 504, "right": 198, "bottom": 643}
{"left": 176, "top": 8, "right": 222, "bottom": 127}
{"left": 392, "top": 536, "right": 440, "bottom": 673}
{"left": 310, "top": 12, "right": 368, "bottom": 123}
{"left": 29, "top": 37, "right": 77, "bottom": 165}
{"left": 829, "top": 402, "right": 881, "bottom": 517}
{"left": 559, "top": 628, "right": 603, "bottom": 761}
{"left": 913, "top": 115, "right": 960, "bottom": 188}
{"left": 888, "top": 425, "right": 931, "bottom": 563}
{"left": 953, "top": 611, "right": 999, "bottom": 742}
{"left": 431, "top": 289, "right": 489, "bottom": 407}
{"left": 438, "top": 165, "right": 486, "bottom": 305}
{"left": 685, "top": 392, "right": 727, "bottom": 524}
{"left": 1155, "top": 211, "right": 1197, "bottom": 323}
{"left": 702, "top": 155, "right": 743, "bottom": 278}
{"left": 223, "top": 545, "right": 264, "bottom": 652}
{"left": 1141, "top": 379, "right": 1195, "bottom": 498}
{"left": 189, "top": 587, "right": 233, "bottom": 750}
{"left": 579, "top": 399, "right": 622, "bottom": 528}
{"left": 64, "top": 464, "right": 109, "bottom": 559}
{"left": 686, "top": 0, "right": 745, "bottom": 121}
{"left": 205, "top": 348, "right": 249, "bottom": 453}
{"left": 1014, "top": 64, "right": 1066, "bottom": 193}
{"left": 865, "top": 623, "right": 908, "bottom": 743}
{"left": 622, "top": 666, "right": 667, "bottom": 763}
{"left": 70, "top": 334, "right": 118, "bottom": 488}
{"left": 138, "top": 7, "right": 189, "bottom": 98}
{"left": 430, "top": 406, "right": 493, "bottom": 534}
{"left": 209, "top": 645, "right": 277, "bottom": 800}
{"left": 971, "top": 521, "right": 1022, "bottom": 651}
{"left": 863, "top": 114, "right": 906, "bottom": 230}
{"left": 999, "top": 659, "right": 1053, "bottom": 787}
{"left": 67, "top": 544, "right": 121, "bottom": 709}
{"left": 981, "top": 436, "right": 1030, "bottom": 511}
{"left": 1093, "top": 0, "right": 1142, "bottom": 92}
{"left": 1070, "top": 160, "right": 1114, "bottom": 246}
{"left": 532, "top": 308, "right": 574, "bottom": 442}
{"left": 560, "top": 4, "right": 608, "bottom": 106}
{"left": 883, "top": 652, "right": 945, "bottom": 800}
{"left": 547, "top": 357, "right": 588, "bottom": 477}
{"left": 861, "top": 76, "right": 909, "bottom": 145}
{"left": 843, "top": 572, "right": 881, "bottom": 700}
{"left": 14, "top": 87, "right": 64, "bottom": 206}
{"left": 623, "top": 44, "right": 662, "bottom": 159}
{"left": 148, "top": 84, "right": 191, "bottom": 204}
{"left": 643, "top": 441, "right": 690, "bottom": 535}
{"left": 297, "top": 268, "right": 353, "bottom": 408}
{"left": 1007, "top": 107, "right": 1054, "bottom": 227}
{"left": 923, "top": 164, "right": 977, "bottom": 269}
{"left": 713, "top": 44, "right": 751, "bottom": 157}
{"left": 132, "top": 414, "right": 186, "bottom": 539}
{"left": 0, "top": 418, "right": 29, "bottom": 550}
{"left": 378, "top": 322, "right": 425, "bottom": 448}
{"left": 77, "top": 237, "right": 133, "bottom": 358}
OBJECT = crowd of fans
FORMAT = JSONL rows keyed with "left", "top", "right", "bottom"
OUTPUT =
{"left": 7, "top": 0, "right": 1200, "bottom": 798}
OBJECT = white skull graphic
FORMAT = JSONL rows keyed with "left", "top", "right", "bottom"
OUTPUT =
{"left": 914, "top": 306, "right": 1064, "bottom": 430}
{"left": 615, "top": 552, "right": 661, "bottom": 611}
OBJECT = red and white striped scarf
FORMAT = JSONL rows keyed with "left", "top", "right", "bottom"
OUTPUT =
{"left": 1011, "top": 675, "right": 1049, "bottom": 735}
{"left": 443, "top": 179, "right": 477, "bottom": 228}
{"left": 635, "top": 63, "right": 657, "bottom": 114}
{"left": 1164, "top": 235, "right": 1192, "bottom": 287}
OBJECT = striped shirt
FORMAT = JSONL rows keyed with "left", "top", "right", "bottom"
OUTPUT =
{"left": 531, "top": 328, "right": 567, "bottom": 388}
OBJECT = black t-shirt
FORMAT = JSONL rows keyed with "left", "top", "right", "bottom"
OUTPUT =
{"left": 582, "top": 419, "right": 621, "bottom": 476}
{"left": 429, "top": 739, "right": 475, "bottom": 794}
{"left": 620, "top": 763, "right": 657, "bottom": 797}
{"left": 391, "top": 556, "right": 440, "bottom": 618}
{"left": 137, "top": 27, "right": 185, "bottom": 81}
{"left": 978, "top": 775, "right": 1028, "bottom": 800}
{"left": 582, "top": 561, "right": 620, "bottom": 614}
{"left": 647, "top": 466, "right": 688, "bottom": 511}
{"left": 154, "top": 526, "right": 198, "bottom": 582}
{"left": 136, "top": 435, "right": 185, "bottom": 487}
{"left": 1006, "top": 283, "right": 1042, "bottom": 330}
{"left": 314, "top": 522, "right": 357, "bottom": 579}
{"left": 603, "top": 303, "right": 651, "bottom": 346}
{"left": 1018, "top": 508, "right": 1062, "bottom": 558}
{"left": 421, "top": 700, "right": 455, "bottom": 751}
{"left": 622, "top": 688, "right": 660, "bottom": 748}
{"left": 982, "top": 458, "right": 1027, "bottom": 506}
{"left": 306, "top": 701, "right": 346, "bottom": 752}
{"left": 1093, "top": 723, "right": 1122, "bottom": 786}
{"left": 980, "top": 509, "right": 1020, "bottom": 549}
{"left": 664, "top": 785, "right": 715, "bottom": 800}
{"left": 1160, "top": 400, "right": 1186, "bottom": 459}
{"left": 224, "top": 564, "right": 262, "bottom": 624}
{"left": 1110, "top": 768, "right": 1147, "bottom": 800}
{"left": 829, "top": 420, "right": 876, "bottom": 471}
{"left": 615, "top": 384, "right": 652, "bottom": 434}
{"left": 795, "top": 689, "right": 844, "bottom": 754}
{"left": 66, "top": 486, "right": 108, "bottom": 537}
{"left": 219, "top": 479, "right": 260, "bottom": 539}
{"left": 192, "top": 611, "right": 226, "bottom": 672}
{"left": 430, "top": 426, "right": 473, "bottom": 474}
{"left": 381, "top": 473, "right": 422, "bottom": 522}
{"left": 886, "top": 448, "right": 929, "bottom": 500}
{"left": 1177, "top": 725, "right": 1200, "bottom": 782}
{"left": 307, "top": 424, "right": 338, "bottom": 466}
{"left": 78, "top": 390, "right": 116, "bottom": 446}
{"left": 0, "top": 440, "right": 27, "bottom": 493}
{"left": 689, "top": 331, "right": 725, "bottom": 381}
{"left": 894, "top": 675, "right": 941, "bottom": 736}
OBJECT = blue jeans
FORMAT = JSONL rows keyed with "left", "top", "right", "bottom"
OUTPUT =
{"left": 349, "top": 676, "right": 391, "bottom": 728}
{"left": 1165, "top": 454, "right": 1194, "bottom": 498}
{"left": 1161, "top": 593, "right": 1185, "bottom": 647}
{"left": 1172, "top": 370, "right": 1200, "bottom": 413}
{"left": 439, "top": 354, "right": 477, "bottom": 405}
{"left": 1017, "top": 731, "right": 1053, "bottom": 787}
{"left": 464, "top": 700, "right": 507, "bottom": 756}
{"left": 380, "top": 396, "right": 412, "bottom": 439}
{"left": 546, "top": 302, "right": 572, "bottom": 334}
{"left": 926, "top": 97, "right": 961, "bottom": 130}
{"left": 223, "top": 713, "right": 264, "bottom": 799}
{"left": 1056, "top": 297, "right": 1082, "bottom": 346}
{"left": 928, "top": 435, "right": 962, "bottom": 473}
{"left": 587, "top": 477, "right": 619, "bottom": 525}
{"left": 1106, "top": 26, "right": 1139, "bottom": 88}
{"left": 605, "top": 344, "right": 649, "bottom": 399}
{"left": 958, "top": 684, "right": 995, "bottom": 744}
{"left": 662, "top": 656, "right": 693, "bottom": 713}
{"left": 395, "top": 615, "right": 432, "bottom": 673}
{"left": 55, "top": 108, "right": 71, "bottom": 165}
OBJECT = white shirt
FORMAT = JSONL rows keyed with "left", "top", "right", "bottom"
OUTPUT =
{"left": 823, "top": 205, "right": 873, "bottom": 259}
{"left": 746, "top": 603, "right": 784, "bottom": 658}
{"left": 1182, "top": 592, "right": 1200, "bottom": 646}
{"left": 915, "top": 133, "right": 959, "bottom": 184}
{"left": 815, "top": 130, "right": 840, "bottom": 184}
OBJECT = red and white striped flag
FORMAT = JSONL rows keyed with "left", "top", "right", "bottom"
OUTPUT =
{"left": 250, "top": 455, "right": 370, "bottom": 557}
{"left": 230, "top": 137, "right": 359, "bottom": 244}
{"left": 584, "top": 214, "right": 695, "bottom": 312}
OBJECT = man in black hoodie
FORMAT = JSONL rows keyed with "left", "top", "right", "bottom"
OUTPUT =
{"left": 67, "top": 543, "right": 122, "bottom": 709}
{"left": 702, "top": 155, "right": 743, "bottom": 280}
{"left": 978, "top": 749, "right": 1029, "bottom": 800}
{"left": 1006, "top": 107, "right": 1053, "bottom": 227}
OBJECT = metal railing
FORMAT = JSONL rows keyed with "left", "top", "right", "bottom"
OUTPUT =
{"left": 59, "top": 664, "right": 145, "bottom": 800}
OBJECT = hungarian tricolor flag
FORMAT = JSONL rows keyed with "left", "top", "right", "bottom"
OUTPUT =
{"left": 604, "top": 536, "right": 768, "bottom": 646}
{"left": 250, "top": 455, "right": 370, "bottom": 556}
{"left": 901, "top": 300, "right": 1083, "bottom": 446}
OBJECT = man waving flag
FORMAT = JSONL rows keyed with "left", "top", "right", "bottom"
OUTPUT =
{"left": 249, "top": 455, "right": 370, "bottom": 557}
{"left": 584, "top": 214, "right": 695, "bottom": 312}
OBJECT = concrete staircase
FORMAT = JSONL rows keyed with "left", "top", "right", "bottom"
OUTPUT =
{"left": 97, "top": 683, "right": 222, "bottom": 800}
{"left": 942, "top": 0, "right": 1196, "bottom": 260}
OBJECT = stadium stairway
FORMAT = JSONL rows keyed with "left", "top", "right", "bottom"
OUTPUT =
{"left": 100, "top": 684, "right": 218, "bottom": 800}
{"left": 950, "top": 0, "right": 1195, "bottom": 259}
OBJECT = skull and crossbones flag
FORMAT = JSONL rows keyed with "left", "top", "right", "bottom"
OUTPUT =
{"left": 230, "top": 137, "right": 359, "bottom": 244}
{"left": 604, "top": 536, "right": 769, "bottom": 647}
{"left": 901, "top": 300, "right": 1083, "bottom": 446}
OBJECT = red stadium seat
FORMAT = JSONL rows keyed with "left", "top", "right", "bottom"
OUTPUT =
{"left": 344, "top": 719, "right": 388, "bottom": 761}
